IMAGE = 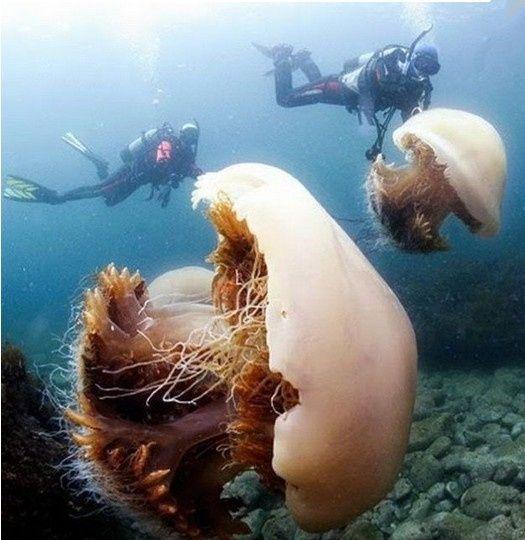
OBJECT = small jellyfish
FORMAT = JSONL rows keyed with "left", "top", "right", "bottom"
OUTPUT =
{"left": 367, "top": 108, "right": 507, "bottom": 252}
{"left": 67, "top": 164, "right": 417, "bottom": 537}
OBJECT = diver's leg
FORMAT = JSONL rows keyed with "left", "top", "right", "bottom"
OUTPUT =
{"left": 55, "top": 184, "right": 105, "bottom": 202}
{"left": 2, "top": 175, "right": 87, "bottom": 205}
{"left": 273, "top": 48, "right": 296, "bottom": 107}
{"left": 99, "top": 167, "right": 143, "bottom": 207}
{"left": 294, "top": 50, "right": 322, "bottom": 83}
{"left": 270, "top": 44, "right": 345, "bottom": 108}
{"left": 56, "top": 166, "right": 139, "bottom": 206}
{"left": 3, "top": 171, "right": 135, "bottom": 205}
{"left": 61, "top": 132, "right": 109, "bottom": 179}
{"left": 279, "top": 76, "right": 348, "bottom": 108}
{"left": 275, "top": 62, "right": 329, "bottom": 108}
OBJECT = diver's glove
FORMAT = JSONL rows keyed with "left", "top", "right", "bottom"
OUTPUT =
{"left": 366, "top": 146, "right": 382, "bottom": 162}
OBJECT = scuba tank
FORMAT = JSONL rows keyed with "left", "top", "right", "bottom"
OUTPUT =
{"left": 120, "top": 123, "right": 174, "bottom": 164}
{"left": 361, "top": 25, "right": 434, "bottom": 94}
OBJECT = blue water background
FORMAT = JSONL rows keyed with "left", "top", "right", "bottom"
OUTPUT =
{"left": 2, "top": 1, "right": 524, "bottom": 369}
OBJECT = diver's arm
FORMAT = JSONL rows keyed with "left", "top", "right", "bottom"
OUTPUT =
{"left": 360, "top": 94, "right": 376, "bottom": 125}
{"left": 401, "top": 105, "right": 415, "bottom": 122}
{"left": 400, "top": 81, "right": 430, "bottom": 122}
{"left": 189, "top": 164, "right": 204, "bottom": 179}
{"left": 400, "top": 81, "right": 432, "bottom": 121}
{"left": 158, "top": 184, "right": 172, "bottom": 208}
{"left": 422, "top": 80, "right": 433, "bottom": 110}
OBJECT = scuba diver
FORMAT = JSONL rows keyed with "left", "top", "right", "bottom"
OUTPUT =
{"left": 3, "top": 122, "right": 202, "bottom": 208}
{"left": 254, "top": 27, "right": 440, "bottom": 161}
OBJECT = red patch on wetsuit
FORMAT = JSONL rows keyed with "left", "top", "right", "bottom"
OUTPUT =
{"left": 156, "top": 140, "right": 172, "bottom": 163}
{"left": 323, "top": 80, "right": 343, "bottom": 99}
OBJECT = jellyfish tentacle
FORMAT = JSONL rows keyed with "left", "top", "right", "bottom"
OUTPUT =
{"left": 69, "top": 265, "right": 245, "bottom": 537}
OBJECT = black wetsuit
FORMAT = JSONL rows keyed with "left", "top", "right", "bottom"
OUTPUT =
{"left": 53, "top": 136, "right": 202, "bottom": 207}
{"left": 274, "top": 59, "right": 356, "bottom": 108}
{"left": 274, "top": 46, "right": 433, "bottom": 123}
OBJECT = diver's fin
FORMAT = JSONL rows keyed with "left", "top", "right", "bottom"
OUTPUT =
{"left": 61, "top": 132, "right": 109, "bottom": 180}
{"left": 252, "top": 42, "right": 274, "bottom": 58}
{"left": 252, "top": 42, "right": 294, "bottom": 64}
{"left": 62, "top": 131, "right": 89, "bottom": 153}
{"left": 3, "top": 175, "right": 60, "bottom": 204}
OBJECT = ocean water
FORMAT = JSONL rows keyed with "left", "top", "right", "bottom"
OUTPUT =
{"left": 1, "top": 1, "right": 524, "bottom": 538}
{"left": 2, "top": 1, "right": 524, "bottom": 368}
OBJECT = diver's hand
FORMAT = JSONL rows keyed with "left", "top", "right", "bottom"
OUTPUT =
{"left": 366, "top": 147, "right": 382, "bottom": 162}
{"left": 158, "top": 185, "right": 171, "bottom": 208}
{"left": 146, "top": 184, "right": 156, "bottom": 201}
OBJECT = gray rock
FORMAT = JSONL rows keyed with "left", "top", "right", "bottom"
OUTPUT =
{"left": 475, "top": 404, "right": 509, "bottom": 423}
{"left": 501, "top": 412, "right": 524, "bottom": 428}
{"left": 470, "top": 462, "right": 496, "bottom": 483}
{"left": 512, "top": 393, "right": 525, "bottom": 416}
{"left": 494, "top": 433, "right": 525, "bottom": 461}
{"left": 261, "top": 508, "right": 297, "bottom": 540}
{"left": 426, "top": 511, "right": 484, "bottom": 539}
{"left": 373, "top": 500, "right": 396, "bottom": 534}
{"left": 341, "top": 519, "right": 383, "bottom": 540}
{"left": 428, "top": 436, "right": 452, "bottom": 458}
{"left": 409, "top": 495, "right": 432, "bottom": 521}
{"left": 494, "top": 368, "right": 525, "bottom": 396}
{"left": 442, "top": 450, "right": 495, "bottom": 482}
{"left": 446, "top": 398, "right": 471, "bottom": 415}
{"left": 425, "top": 374, "right": 444, "bottom": 390}
{"left": 483, "top": 388, "right": 515, "bottom": 407}
{"left": 391, "top": 521, "right": 432, "bottom": 540}
{"left": 479, "top": 423, "right": 512, "bottom": 447}
{"left": 493, "top": 462, "right": 519, "bottom": 485}
{"left": 391, "top": 478, "right": 412, "bottom": 501}
{"left": 427, "top": 482, "right": 445, "bottom": 503}
{"left": 462, "top": 429, "right": 485, "bottom": 448}
{"left": 403, "top": 450, "right": 422, "bottom": 469}
{"left": 463, "top": 413, "right": 483, "bottom": 431}
{"left": 294, "top": 529, "right": 322, "bottom": 540}
{"left": 434, "top": 500, "right": 455, "bottom": 512}
{"left": 409, "top": 454, "right": 444, "bottom": 491}
{"left": 466, "top": 515, "right": 516, "bottom": 540}
{"left": 222, "top": 470, "right": 267, "bottom": 507}
{"left": 515, "top": 395, "right": 525, "bottom": 417}
{"left": 460, "top": 452, "right": 496, "bottom": 482}
{"left": 445, "top": 481, "right": 463, "bottom": 501}
{"left": 510, "top": 505, "right": 525, "bottom": 532}
{"left": 513, "top": 470, "right": 525, "bottom": 489}
{"left": 454, "top": 431, "right": 468, "bottom": 446}
{"left": 460, "top": 481, "right": 521, "bottom": 520}
{"left": 442, "top": 451, "right": 467, "bottom": 473}
{"left": 458, "top": 474, "right": 471, "bottom": 490}
{"left": 320, "top": 532, "right": 342, "bottom": 540}
{"left": 409, "top": 413, "right": 455, "bottom": 452}
{"left": 511, "top": 422, "right": 525, "bottom": 438}
{"left": 394, "top": 502, "right": 411, "bottom": 521}
{"left": 244, "top": 508, "right": 270, "bottom": 539}
{"left": 413, "top": 393, "right": 435, "bottom": 421}
{"left": 456, "top": 376, "right": 487, "bottom": 398}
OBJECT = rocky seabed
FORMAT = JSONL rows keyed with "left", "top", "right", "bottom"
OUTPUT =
{"left": 224, "top": 367, "right": 525, "bottom": 540}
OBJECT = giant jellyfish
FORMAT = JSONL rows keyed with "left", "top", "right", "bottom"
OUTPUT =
{"left": 367, "top": 108, "right": 507, "bottom": 252}
{"left": 67, "top": 163, "right": 417, "bottom": 537}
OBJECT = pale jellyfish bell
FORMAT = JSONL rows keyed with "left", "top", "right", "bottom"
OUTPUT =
{"left": 367, "top": 108, "right": 507, "bottom": 252}
{"left": 68, "top": 163, "right": 417, "bottom": 536}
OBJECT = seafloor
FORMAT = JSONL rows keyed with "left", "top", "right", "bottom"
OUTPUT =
{"left": 2, "top": 345, "right": 524, "bottom": 539}
{"left": 225, "top": 367, "right": 525, "bottom": 540}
